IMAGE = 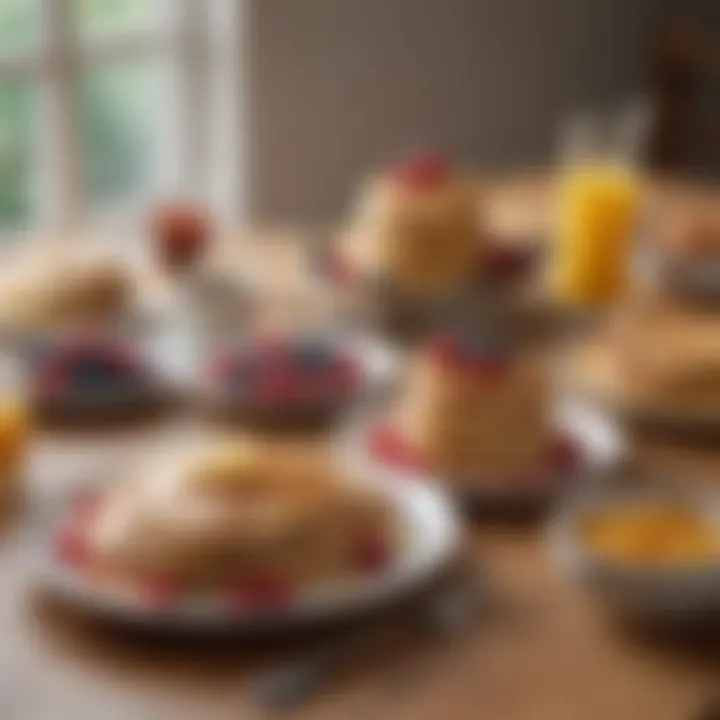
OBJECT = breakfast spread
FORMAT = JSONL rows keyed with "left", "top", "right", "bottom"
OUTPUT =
{"left": 56, "top": 440, "right": 394, "bottom": 604}
{"left": 204, "top": 334, "right": 361, "bottom": 428}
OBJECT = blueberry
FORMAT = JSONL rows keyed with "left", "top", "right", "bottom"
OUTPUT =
{"left": 293, "top": 338, "right": 333, "bottom": 372}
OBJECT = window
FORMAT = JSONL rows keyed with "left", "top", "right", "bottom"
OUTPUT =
{"left": 0, "top": 0, "right": 241, "bottom": 235}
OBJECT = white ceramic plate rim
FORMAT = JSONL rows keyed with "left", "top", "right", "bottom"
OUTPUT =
{"left": 343, "top": 400, "right": 625, "bottom": 502}
{"left": 148, "top": 328, "right": 400, "bottom": 401}
{"left": 36, "top": 474, "right": 460, "bottom": 632}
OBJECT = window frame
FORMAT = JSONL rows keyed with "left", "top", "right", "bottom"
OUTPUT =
{"left": 0, "top": 0, "right": 242, "bottom": 237}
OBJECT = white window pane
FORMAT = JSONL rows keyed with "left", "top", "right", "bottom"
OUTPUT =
{"left": 73, "top": 0, "right": 162, "bottom": 41}
{"left": 80, "top": 58, "right": 165, "bottom": 209}
{"left": 0, "top": 0, "right": 41, "bottom": 55}
{"left": 0, "top": 79, "right": 37, "bottom": 230}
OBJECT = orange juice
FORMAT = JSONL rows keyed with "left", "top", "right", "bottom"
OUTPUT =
{"left": 0, "top": 397, "right": 29, "bottom": 487}
{"left": 552, "top": 163, "right": 641, "bottom": 306}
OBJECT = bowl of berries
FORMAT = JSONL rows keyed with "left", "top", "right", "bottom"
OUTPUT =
{"left": 199, "top": 331, "right": 389, "bottom": 430}
{"left": 25, "top": 328, "right": 177, "bottom": 429}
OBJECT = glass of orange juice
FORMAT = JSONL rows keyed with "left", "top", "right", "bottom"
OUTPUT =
{"left": 550, "top": 107, "right": 647, "bottom": 308}
{"left": 0, "top": 353, "right": 30, "bottom": 505}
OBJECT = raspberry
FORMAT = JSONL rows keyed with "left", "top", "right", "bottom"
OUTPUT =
{"left": 54, "top": 526, "right": 90, "bottom": 568}
{"left": 139, "top": 574, "right": 183, "bottom": 608}
{"left": 227, "top": 574, "right": 295, "bottom": 611}
{"left": 430, "top": 334, "right": 460, "bottom": 369}
{"left": 329, "top": 250, "right": 356, "bottom": 286}
{"left": 551, "top": 435, "right": 581, "bottom": 471}
{"left": 369, "top": 424, "right": 425, "bottom": 472}
{"left": 353, "top": 535, "right": 390, "bottom": 574}
{"left": 394, "top": 152, "right": 449, "bottom": 190}
{"left": 466, "top": 358, "right": 506, "bottom": 382}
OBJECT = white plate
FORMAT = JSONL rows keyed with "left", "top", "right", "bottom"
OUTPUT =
{"left": 562, "top": 341, "right": 720, "bottom": 433}
{"left": 35, "top": 474, "right": 460, "bottom": 633}
{"left": 345, "top": 400, "right": 625, "bottom": 509}
{"left": 646, "top": 244, "right": 720, "bottom": 304}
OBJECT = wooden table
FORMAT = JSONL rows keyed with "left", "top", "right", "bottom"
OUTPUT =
{"left": 2, "top": 180, "right": 720, "bottom": 720}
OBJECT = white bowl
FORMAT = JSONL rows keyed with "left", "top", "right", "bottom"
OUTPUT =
{"left": 548, "top": 486, "right": 720, "bottom": 623}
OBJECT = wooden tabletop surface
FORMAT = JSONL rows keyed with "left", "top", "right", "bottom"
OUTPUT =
{"left": 2, "top": 178, "right": 720, "bottom": 720}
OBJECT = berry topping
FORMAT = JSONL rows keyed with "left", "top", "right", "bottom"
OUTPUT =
{"left": 254, "top": 374, "right": 293, "bottom": 404}
{"left": 466, "top": 357, "right": 507, "bottom": 380}
{"left": 393, "top": 152, "right": 450, "bottom": 190}
{"left": 550, "top": 435, "right": 581, "bottom": 471}
{"left": 35, "top": 337, "right": 144, "bottom": 399}
{"left": 295, "top": 338, "right": 333, "bottom": 371}
{"left": 227, "top": 574, "right": 296, "bottom": 611}
{"left": 353, "top": 535, "right": 390, "bottom": 574}
{"left": 73, "top": 491, "right": 103, "bottom": 526}
{"left": 217, "top": 336, "right": 357, "bottom": 409}
{"left": 36, "top": 364, "right": 70, "bottom": 398}
{"left": 139, "top": 574, "right": 183, "bottom": 608}
{"left": 429, "top": 333, "right": 461, "bottom": 368}
{"left": 485, "top": 242, "right": 534, "bottom": 282}
{"left": 54, "top": 526, "right": 91, "bottom": 568}
{"left": 209, "top": 354, "right": 233, "bottom": 381}
{"left": 332, "top": 355, "right": 361, "bottom": 390}
{"left": 329, "top": 249, "right": 357, "bottom": 286}
{"left": 369, "top": 423, "right": 426, "bottom": 472}
{"left": 152, "top": 204, "right": 212, "bottom": 272}
{"left": 430, "top": 331, "right": 509, "bottom": 378}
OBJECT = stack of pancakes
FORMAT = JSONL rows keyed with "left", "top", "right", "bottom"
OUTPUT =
{"left": 341, "top": 155, "right": 481, "bottom": 298}
{"left": 400, "top": 340, "right": 551, "bottom": 480}
{"left": 90, "top": 441, "right": 392, "bottom": 588}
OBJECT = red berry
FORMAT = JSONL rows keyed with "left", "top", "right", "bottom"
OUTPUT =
{"left": 256, "top": 371, "right": 293, "bottom": 404}
{"left": 485, "top": 243, "right": 531, "bottom": 281}
{"left": 333, "top": 356, "right": 361, "bottom": 392}
{"left": 353, "top": 535, "right": 390, "bottom": 574}
{"left": 394, "top": 152, "right": 450, "bottom": 190}
{"left": 369, "top": 424, "right": 426, "bottom": 472}
{"left": 37, "top": 364, "right": 69, "bottom": 398}
{"left": 152, "top": 203, "right": 212, "bottom": 269}
{"left": 227, "top": 574, "right": 295, "bottom": 611}
{"left": 139, "top": 573, "right": 183, "bottom": 608}
{"left": 551, "top": 435, "right": 581, "bottom": 471}
{"left": 429, "top": 334, "right": 460, "bottom": 369}
{"left": 210, "top": 354, "right": 232, "bottom": 382}
{"left": 73, "top": 492, "right": 103, "bottom": 526}
{"left": 330, "top": 250, "right": 357, "bottom": 286}
{"left": 54, "top": 526, "right": 91, "bottom": 568}
{"left": 467, "top": 358, "right": 506, "bottom": 382}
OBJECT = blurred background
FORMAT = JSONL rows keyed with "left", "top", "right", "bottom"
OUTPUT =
{"left": 0, "top": 0, "right": 717, "bottom": 234}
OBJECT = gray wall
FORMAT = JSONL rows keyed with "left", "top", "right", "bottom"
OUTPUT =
{"left": 245, "top": 0, "right": 658, "bottom": 224}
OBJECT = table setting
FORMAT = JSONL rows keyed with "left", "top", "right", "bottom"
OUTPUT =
{"left": 0, "top": 145, "right": 718, "bottom": 719}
